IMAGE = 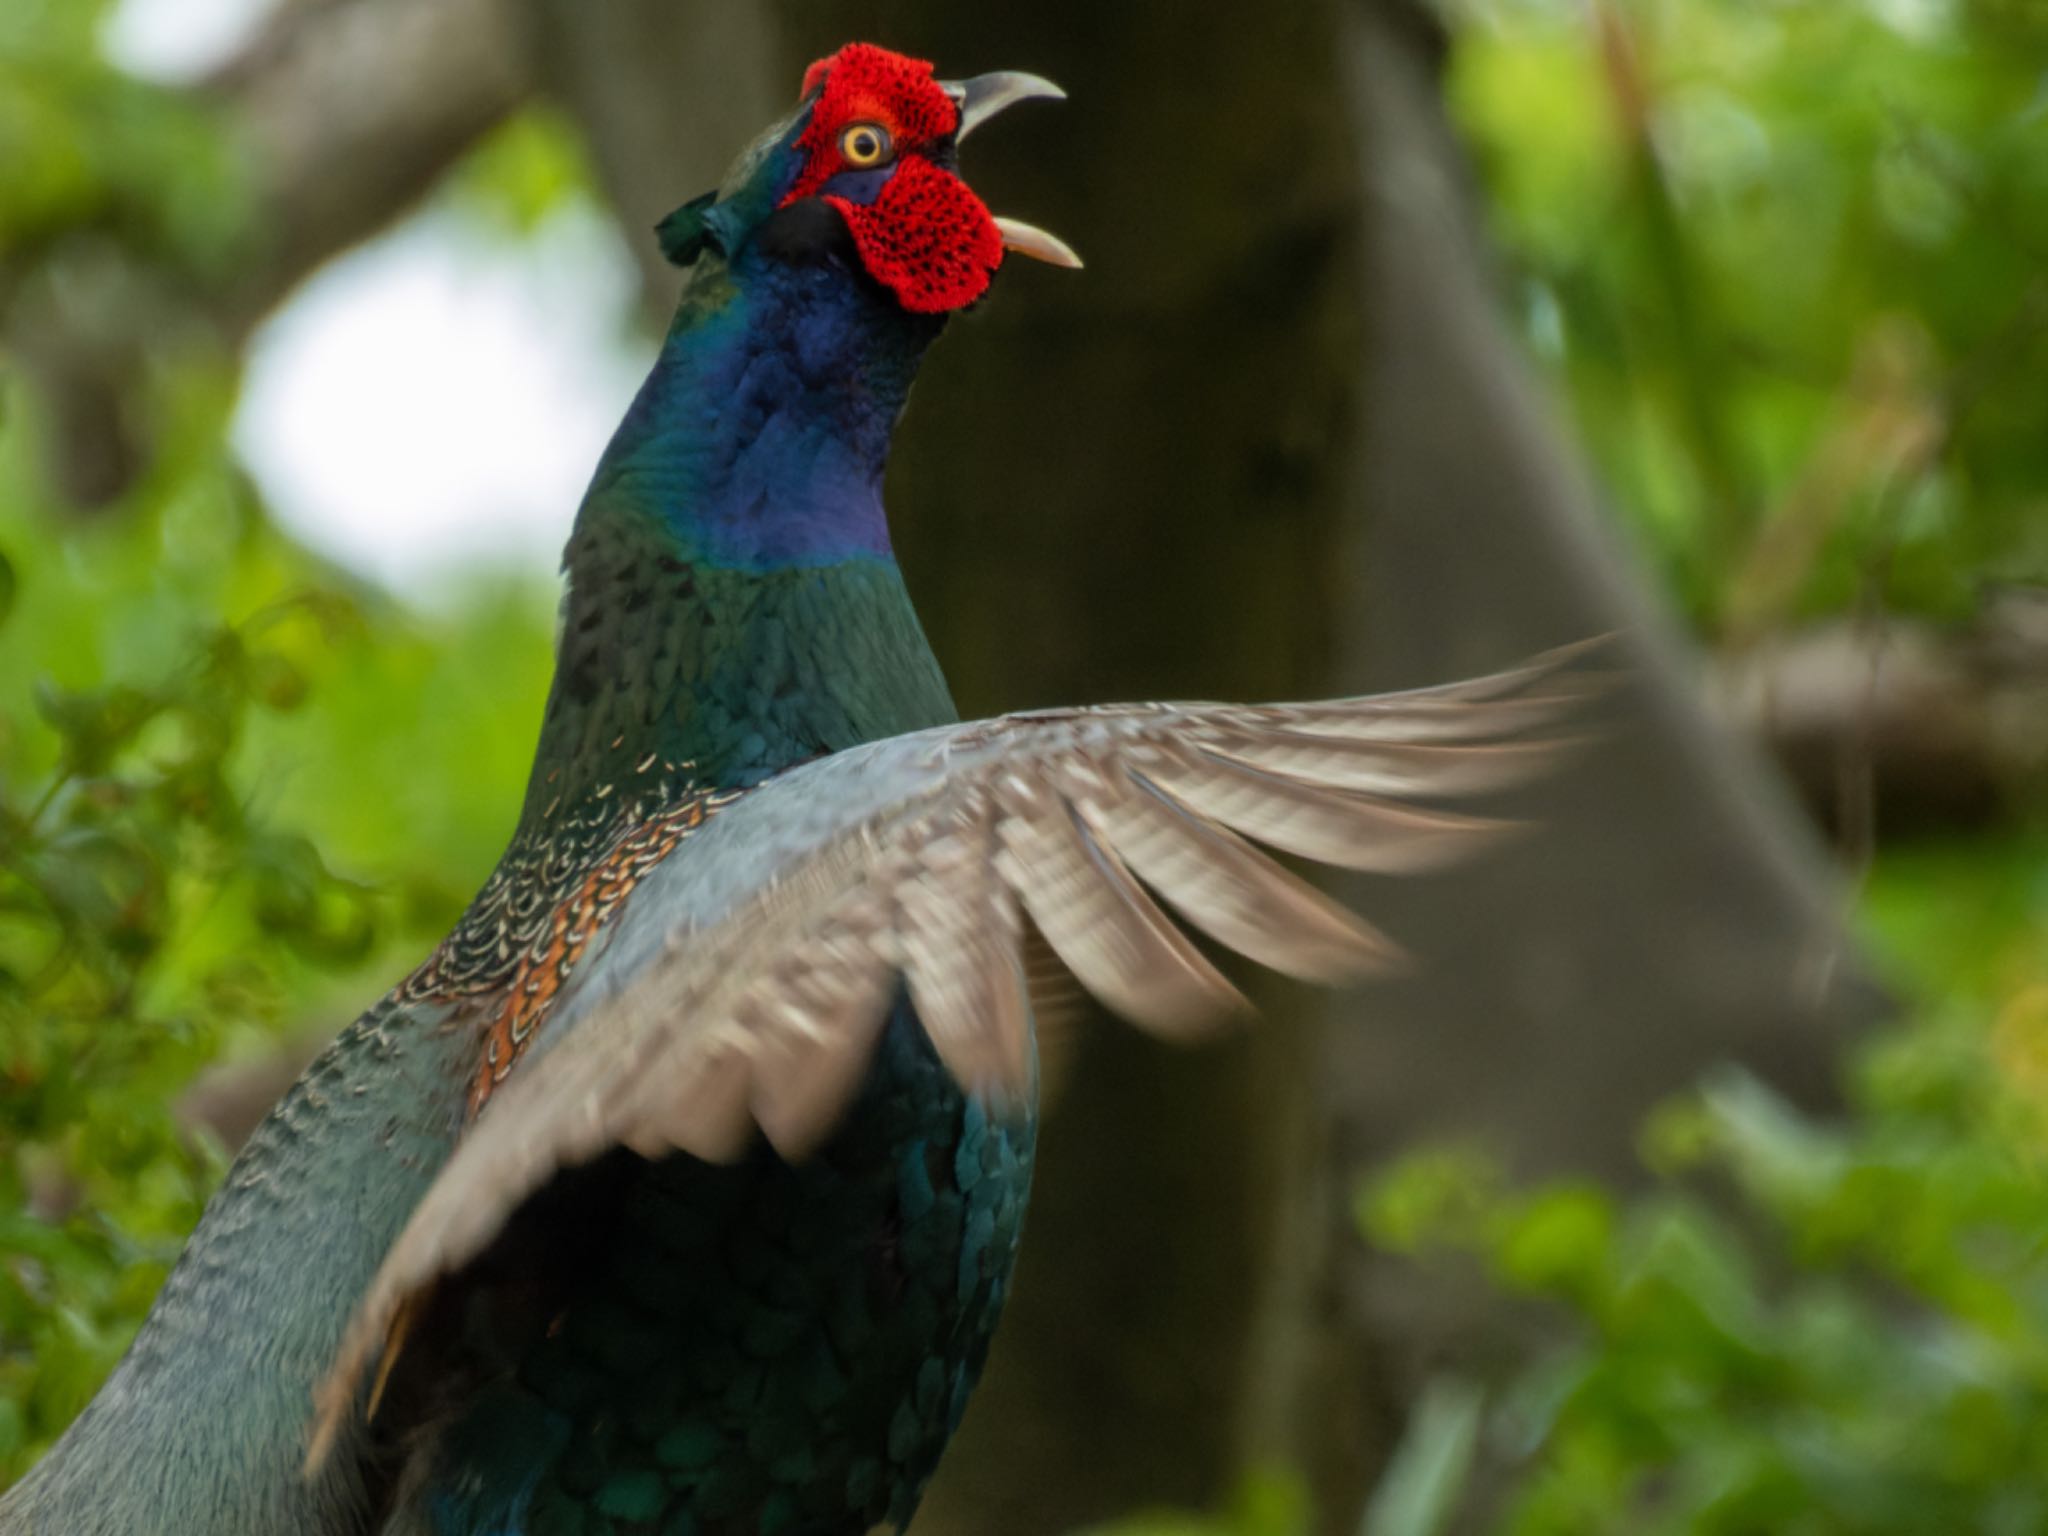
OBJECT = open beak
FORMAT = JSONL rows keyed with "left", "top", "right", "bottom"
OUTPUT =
{"left": 942, "top": 70, "right": 1083, "bottom": 271}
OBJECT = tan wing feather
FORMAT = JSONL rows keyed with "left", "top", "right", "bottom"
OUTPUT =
{"left": 993, "top": 775, "right": 1248, "bottom": 1030}
{"left": 1088, "top": 771, "right": 1402, "bottom": 981}
{"left": 1148, "top": 744, "right": 1521, "bottom": 872}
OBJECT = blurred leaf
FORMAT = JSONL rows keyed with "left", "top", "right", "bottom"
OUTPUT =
{"left": 1361, "top": 1377, "right": 1484, "bottom": 1536}
{"left": 1355, "top": 831, "right": 2048, "bottom": 1536}
{"left": 1450, "top": 0, "right": 2048, "bottom": 629}
{"left": 1496, "top": 1185, "right": 1615, "bottom": 1302}
{"left": 0, "top": 357, "right": 555, "bottom": 1480}
{"left": 1080, "top": 1472, "right": 1310, "bottom": 1536}
{"left": 452, "top": 108, "right": 601, "bottom": 234}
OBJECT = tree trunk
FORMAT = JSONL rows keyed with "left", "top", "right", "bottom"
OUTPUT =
{"left": 1313, "top": 5, "right": 1888, "bottom": 1522}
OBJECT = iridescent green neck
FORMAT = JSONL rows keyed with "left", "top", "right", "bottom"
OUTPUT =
{"left": 518, "top": 246, "right": 954, "bottom": 821}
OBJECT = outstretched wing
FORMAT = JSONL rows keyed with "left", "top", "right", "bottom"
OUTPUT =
{"left": 308, "top": 641, "right": 1604, "bottom": 1460}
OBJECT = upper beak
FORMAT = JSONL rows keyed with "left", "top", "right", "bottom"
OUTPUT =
{"left": 941, "top": 70, "right": 1083, "bottom": 271}
{"left": 945, "top": 70, "right": 1066, "bottom": 139}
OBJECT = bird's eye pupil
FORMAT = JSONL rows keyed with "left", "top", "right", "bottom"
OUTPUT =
{"left": 841, "top": 124, "right": 889, "bottom": 165}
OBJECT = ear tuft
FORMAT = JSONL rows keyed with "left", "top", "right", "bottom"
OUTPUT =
{"left": 656, "top": 190, "right": 720, "bottom": 268}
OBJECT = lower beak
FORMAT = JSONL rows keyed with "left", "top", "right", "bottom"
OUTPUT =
{"left": 993, "top": 218, "right": 1083, "bottom": 270}
{"left": 941, "top": 70, "right": 1083, "bottom": 271}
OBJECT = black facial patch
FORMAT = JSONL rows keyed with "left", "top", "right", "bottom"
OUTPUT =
{"left": 754, "top": 198, "right": 860, "bottom": 266}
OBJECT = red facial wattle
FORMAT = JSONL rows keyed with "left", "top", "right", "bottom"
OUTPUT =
{"left": 822, "top": 158, "right": 1006, "bottom": 315}
{"left": 780, "top": 43, "right": 1007, "bottom": 315}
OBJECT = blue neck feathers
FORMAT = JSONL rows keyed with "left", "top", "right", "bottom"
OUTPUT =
{"left": 588, "top": 240, "right": 942, "bottom": 572}
{"left": 518, "top": 234, "right": 957, "bottom": 809}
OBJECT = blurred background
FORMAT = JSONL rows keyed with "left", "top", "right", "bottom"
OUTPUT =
{"left": 1, "top": 0, "right": 2045, "bottom": 1532}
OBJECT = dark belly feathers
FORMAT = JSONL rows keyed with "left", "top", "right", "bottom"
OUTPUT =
{"left": 399, "top": 1000, "right": 1035, "bottom": 1536}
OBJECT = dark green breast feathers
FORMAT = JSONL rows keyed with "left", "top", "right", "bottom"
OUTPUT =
{"left": 0, "top": 39, "right": 1598, "bottom": 1536}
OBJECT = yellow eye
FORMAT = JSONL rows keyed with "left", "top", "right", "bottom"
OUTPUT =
{"left": 839, "top": 123, "right": 893, "bottom": 168}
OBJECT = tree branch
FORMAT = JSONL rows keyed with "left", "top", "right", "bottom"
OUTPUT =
{"left": 209, "top": 0, "right": 537, "bottom": 332}
{"left": 1711, "top": 595, "right": 2048, "bottom": 839}
{"left": 15, "top": 0, "right": 538, "bottom": 510}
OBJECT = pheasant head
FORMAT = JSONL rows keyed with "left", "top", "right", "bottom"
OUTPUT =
{"left": 656, "top": 41, "right": 1079, "bottom": 314}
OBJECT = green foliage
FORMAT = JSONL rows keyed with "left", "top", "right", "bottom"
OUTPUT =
{"left": 0, "top": 0, "right": 246, "bottom": 275}
{"left": 452, "top": 108, "right": 609, "bottom": 235}
{"left": 1337, "top": 8, "right": 2048, "bottom": 1525}
{"left": 1071, "top": 1473, "right": 1313, "bottom": 1536}
{"left": 1358, "top": 837, "right": 2048, "bottom": 1533}
{"left": 0, "top": 359, "right": 555, "bottom": 1484}
{"left": 0, "top": 3, "right": 569, "bottom": 1487}
{"left": 1446, "top": 0, "right": 2048, "bottom": 629}
{"left": 1361, "top": 1379, "right": 1486, "bottom": 1536}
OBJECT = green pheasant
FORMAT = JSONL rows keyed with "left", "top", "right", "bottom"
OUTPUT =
{"left": 0, "top": 41, "right": 1592, "bottom": 1536}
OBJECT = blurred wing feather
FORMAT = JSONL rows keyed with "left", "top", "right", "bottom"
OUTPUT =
{"left": 306, "top": 642, "right": 1604, "bottom": 1465}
